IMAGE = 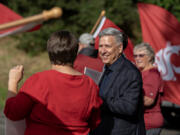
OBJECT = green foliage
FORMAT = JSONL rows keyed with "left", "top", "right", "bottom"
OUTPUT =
{"left": 4, "top": 0, "right": 180, "bottom": 55}
{"left": 0, "top": 86, "right": 7, "bottom": 110}
{"left": 103, "top": 1, "right": 140, "bottom": 41}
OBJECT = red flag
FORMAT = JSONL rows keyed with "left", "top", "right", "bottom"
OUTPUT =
{"left": 138, "top": 3, "right": 180, "bottom": 105}
{"left": 93, "top": 16, "right": 134, "bottom": 62}
{"left": 0, "top": 3, "right": 41, "bottom": 38}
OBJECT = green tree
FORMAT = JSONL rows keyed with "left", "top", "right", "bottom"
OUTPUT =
{"left": 4, "top": 0, "right": 180, "bottom": 55}
{"left": 5, "top": 0, "right": 139, "bottom": 55}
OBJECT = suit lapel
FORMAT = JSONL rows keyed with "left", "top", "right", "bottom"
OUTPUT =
{"left": 102, "top": 70, "right": 119, "bottom": 98}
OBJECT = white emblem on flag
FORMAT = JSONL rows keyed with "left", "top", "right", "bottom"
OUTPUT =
{"left": 155, "top": 42, "right": 180, "bottom": 81}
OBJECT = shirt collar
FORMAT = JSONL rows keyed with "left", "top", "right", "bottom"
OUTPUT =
{"left": 105, "top": 54, "right": 125, "bottom": 72}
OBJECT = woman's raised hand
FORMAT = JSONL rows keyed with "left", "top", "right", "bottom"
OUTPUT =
{"left": 8, "top": 65, "right": 24, "bottom": 93}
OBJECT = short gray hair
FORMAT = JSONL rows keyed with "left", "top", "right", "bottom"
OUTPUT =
{"left": 79, "top": 33, "right": 94, "bottom": 47}
{"left": 99, "top": 27, "right": 128, "bottom": 49}
{"left": 133, "top": 42, "right": 155, "bottom": 64}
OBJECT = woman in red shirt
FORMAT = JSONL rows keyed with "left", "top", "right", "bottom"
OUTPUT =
{"left": 4, "top": 30, "right": 102, "bottom": 135}
{"left": 133, "top": 42, "right": 164, "bottom": 135}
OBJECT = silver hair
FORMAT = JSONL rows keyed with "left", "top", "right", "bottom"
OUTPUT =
{"left": 98, "top": 27, "right": 128, "bottom": 49}
{"left": 133, "top": 42, "right": 155, "bottom": 64}
{"left": 79, "top": 33, "right": 94, "bottom": 47}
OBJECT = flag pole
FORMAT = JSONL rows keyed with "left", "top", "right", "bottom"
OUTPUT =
{"left": 0, "top": 7, "right": 62, "bottom": 31}
{"left": 90, "top": 10, "right": 105, "bottom": 34}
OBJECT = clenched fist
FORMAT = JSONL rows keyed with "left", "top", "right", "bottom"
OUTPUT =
{"left": 8, "top": 65, "right": 24, "bottom": 93}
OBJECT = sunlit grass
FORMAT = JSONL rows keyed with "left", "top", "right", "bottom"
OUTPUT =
{"left": 0, "top": 86, "right": 7, "bottom": 110}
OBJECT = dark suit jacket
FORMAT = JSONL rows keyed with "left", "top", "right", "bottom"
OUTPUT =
{"left": 91, "top": 55, "right": 146, "bottom": 135}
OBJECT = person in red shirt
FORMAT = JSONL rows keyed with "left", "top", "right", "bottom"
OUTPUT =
{"left": 4, "top": 30, "right": 103, "bottom": 135}
{"left": 74, "top": 33, "right": 104, "bottom": 73}
{"left": 133, "top": 42, "right": 164, "bottom": 135}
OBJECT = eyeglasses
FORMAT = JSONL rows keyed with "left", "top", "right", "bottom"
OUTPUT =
{"left": 133, "top": 54, "right": 146, "bottom": 58}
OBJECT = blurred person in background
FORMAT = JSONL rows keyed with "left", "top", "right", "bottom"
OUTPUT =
{"left": 4, "top": 30, "right": 102, "bottom": 135}
{"left": 74, "top": 33, "right": 104, "bottom": 73}
{"left": 133, "top": 42, "right": 164, "bottom": 135}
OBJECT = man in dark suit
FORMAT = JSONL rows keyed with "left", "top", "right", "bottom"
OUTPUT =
{"left": 91, "top": 28, "right": 146, "bottom": 135}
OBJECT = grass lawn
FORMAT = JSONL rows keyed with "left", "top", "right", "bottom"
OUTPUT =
{"left": 0, "top": 86, "right": 7, "bottom": 110}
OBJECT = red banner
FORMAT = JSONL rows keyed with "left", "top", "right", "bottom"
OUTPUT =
{"left": 137, "top": 3, "right": 180, "bottom": 105}
{"left": 93, "top": 16, "right": 134, "bottom": 62}
{"left": 0, "top": 3, "right": 41, "bottom": 38}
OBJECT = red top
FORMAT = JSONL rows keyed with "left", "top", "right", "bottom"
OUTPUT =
{"left": 142, "top": 68, "right": 164, "bottom": 129}
{"left": 4, "top": 70, "right": 102, "bottom": 135}
{"left": 74, "top": 54, "right": 104, "bottom": 73}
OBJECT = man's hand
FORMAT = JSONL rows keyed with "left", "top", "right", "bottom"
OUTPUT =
{"left": 144, "top": 96, "right": 154, "bottom": 107}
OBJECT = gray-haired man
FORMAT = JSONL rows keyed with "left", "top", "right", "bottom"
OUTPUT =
{"left": 91, "top": 28, "right": 146, "bottom": 135}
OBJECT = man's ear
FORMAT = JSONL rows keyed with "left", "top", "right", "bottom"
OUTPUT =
{"left": 118, "top": 43, "right": 123, "bottom": 54}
